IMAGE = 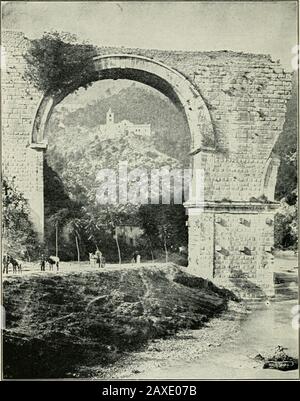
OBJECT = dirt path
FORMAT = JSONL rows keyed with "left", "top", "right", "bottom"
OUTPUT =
{"left": 2, "top": 261, "right": 159, "bottom": 280}
{"left": 4, "top": 252, "right": 298, "bottom": 379}
{"left": 81, "top": 252, "right": 299, "bottom": 380}
{"left": 80, "top": 300, "right": 249, "bottom": 379}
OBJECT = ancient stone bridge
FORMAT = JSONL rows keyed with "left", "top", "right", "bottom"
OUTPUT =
{"left": 2, "top": 30, "right": 292, "bottom": 297}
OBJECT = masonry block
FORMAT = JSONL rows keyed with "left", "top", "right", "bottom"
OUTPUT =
{"left": 2, "top": 30, "right": 291, "bottom": 298}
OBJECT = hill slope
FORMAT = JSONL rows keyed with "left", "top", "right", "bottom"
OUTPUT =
{"left": 46, "top": 132, "right": 181, "bottom": 207}
{"left": 3, "top": 263, "right": 238, "bottom": 378}
{"left": 48, "top": 83, "right": 190, "bottom": 165}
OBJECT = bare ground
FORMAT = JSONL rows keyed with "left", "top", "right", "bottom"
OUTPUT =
{"left": 3, "top": 263, "right": 239, "bottom": 379}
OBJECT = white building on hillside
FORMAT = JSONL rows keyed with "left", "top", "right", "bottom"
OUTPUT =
{"left": 98, "top": 108, "right": 151, "bottom": 139}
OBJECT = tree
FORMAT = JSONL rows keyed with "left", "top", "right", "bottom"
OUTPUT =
{"left": 113, "top": 225, "right": 122, "bottom": 265}
{"left": 48, "top": 208, "right": 70, "bottom": 257}
{"left": 275, "top": 72, "right": 297, "bottom": 201}
{"left": 137, "top": 233, "right": 155, "bottom": 262}
{"left": 275, "top": 189, "right": 298, "bottom": 250}
{"left": 138, "top": 203, "right": 188, "bottom": 262}
{"left": 273, "top": 72, "right": 298, "bottom": 249}
{"left": 2, "top": 178, "right": 40, "bottom": 259}
{"left": 64, "top": 218, "right": 82, "bottom": 262}
{"left": 44, "top": 158, "right": 87, "bottom": 260}
{"left": 161, "top": 226, "right": 169, "bottom": 263}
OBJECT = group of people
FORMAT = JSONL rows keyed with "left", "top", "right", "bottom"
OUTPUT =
{"left": 132, "top": 251, "right": 141, "bottom": 264}
{"left": 90, "top": 249, "right": 141, "bottom": 266}
{"left": 3, "top": 248, "right": 143, "bottom": 275}
{"left": 89, "top": 248, "right": 105, "bottom": 268}
{"left": 2, "top": 255, "right": 22, "bottom": 274}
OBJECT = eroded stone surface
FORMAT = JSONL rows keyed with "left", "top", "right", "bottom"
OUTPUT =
{"left": 2, "top": 30, "right": 292, "bottom": 296}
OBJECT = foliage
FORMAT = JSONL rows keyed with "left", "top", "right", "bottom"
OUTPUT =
{"left": 24, "top": 31, "right": 98, "bottom": 98}
{"left": 274, "top": 190, "right": 298, "bottom": 250}
{"left": 274, "top": 72, "right": 298, "bottom": 249}
{"left": 2, "top": 178, "right": 40, "bottom": 259}
{"left": 275, "top": 72, "right": 297, "bottom": 201}
{"left": 45, "top": 90, "right": 187, "bottom": 261}
{"left": 44, "top": 160, "right": 139, "bottom": 262}
{"left": 48, "top": 84, "right": 190, "bottom": 166}
{"left": 44, "top": 159, "right": 85, "bottom": 259}
{"left": 138, "top": 203, "right": 188, "bottom": 258}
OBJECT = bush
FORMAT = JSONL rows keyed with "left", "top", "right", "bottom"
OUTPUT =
{"left": 24, "top": 32, "right": 98, "bottom": 99}
{"left": 274, "top": 192, "right": 298, "bottom": 250}
{"left": 2, "top": 178, "right": 40, "bottom": 259}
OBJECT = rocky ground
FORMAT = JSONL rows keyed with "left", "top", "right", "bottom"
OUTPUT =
{"left": 3, "top": 263, "right": 239, "bottom": 379}
{"left": 80, "top": 300, "right": 248, "bottom": 379}
{"left": 94, "top": 252, "right": 298, "bottom": 380}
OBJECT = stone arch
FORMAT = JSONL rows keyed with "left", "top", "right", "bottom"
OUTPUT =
{"left": 30, "top": 54, "right": 215, "bottom": 153}
{"left": 260, "top": 153, "right": 281, "bottom": 201}
{"left": 3, "top": 30, "right": 293, "bottom": 298}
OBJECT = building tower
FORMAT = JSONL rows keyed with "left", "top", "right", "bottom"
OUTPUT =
{"left": 106, "top": 108, "right": 114, "bottom": 126}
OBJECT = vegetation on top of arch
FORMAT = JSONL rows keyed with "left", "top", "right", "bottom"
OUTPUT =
{"left": 24, "top": 31, "right": 99, "bottom": 99}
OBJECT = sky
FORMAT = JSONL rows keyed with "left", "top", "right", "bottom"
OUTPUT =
{"left": 1, "top": 1, "right": 298, "bottom": 70}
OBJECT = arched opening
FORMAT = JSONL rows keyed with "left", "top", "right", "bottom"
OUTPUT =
{"left": 31, "top": 54, "right": 215, "bottom": 264}
{"left": 261, "top": 154, "right": 281, "bottom": 202}
{"left": 44, "top": 77, "right": 191, "bottom": 262}
{"left": 31, "top": 54, "right": 215, "bottom": 152}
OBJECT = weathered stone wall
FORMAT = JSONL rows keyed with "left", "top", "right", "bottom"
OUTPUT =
{"left": 2, "top": 31, "right": 44, "bottom": 234}
{"left": 95, "top": 45, "right": 292, "bottom": 202}
{"left": 2, "top": 31, "right": 291, "bottom": 201}
{"left": 188, "top": 205, "right": 277, "bottom": 297}
{"left": 1, "top": 30, "right": 292, "bottom": 297}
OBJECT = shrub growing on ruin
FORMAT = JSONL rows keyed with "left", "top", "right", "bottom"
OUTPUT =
{"left": 24, "top": 32, "right": 98, "bottom": 99}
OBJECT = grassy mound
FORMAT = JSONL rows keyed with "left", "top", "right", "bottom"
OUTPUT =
{"left": 3, "top": 264, "right": 238, "bottom": 378}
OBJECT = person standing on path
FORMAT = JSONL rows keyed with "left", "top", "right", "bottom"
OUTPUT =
{"left": 132, "top": 251, "right": 138, "bottom": 263}
{"left": 95, "top": 248, "right": 102, "bottom": 268}
{"left": 2, "top": 255, "right": 9, "bottom": 274}
{"left": 40, "top": 254, "right": 46, "bottom": 272}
